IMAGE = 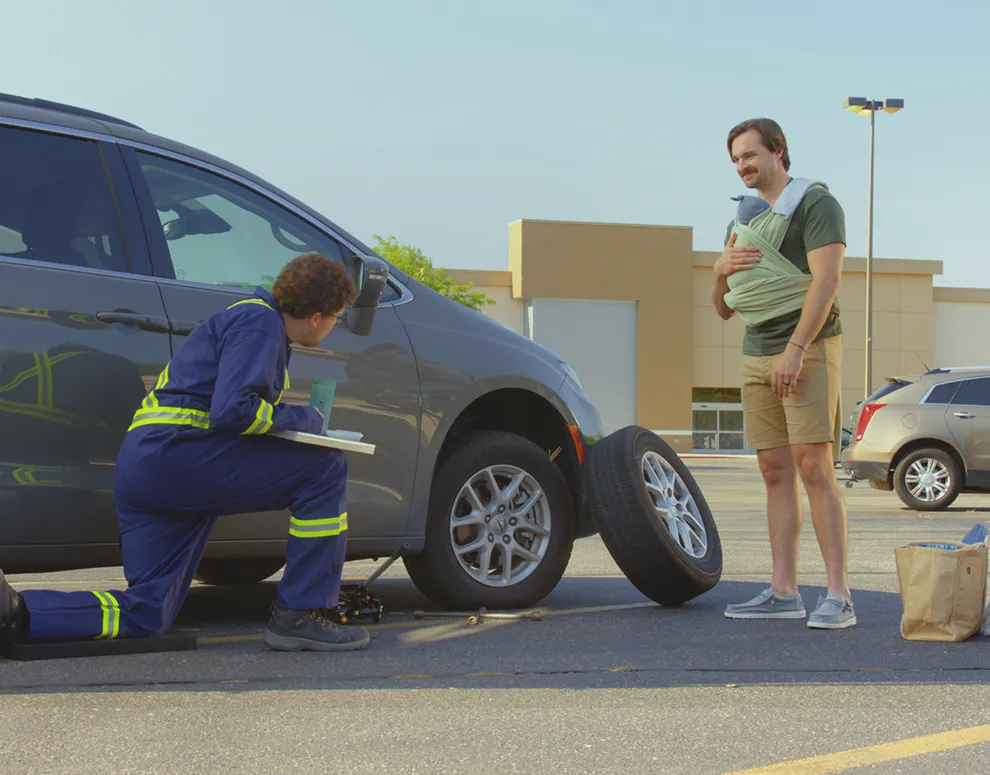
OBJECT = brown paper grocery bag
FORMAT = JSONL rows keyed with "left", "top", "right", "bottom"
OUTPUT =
{"left": 894, "top": 540, "right": 988, "bottom": 642}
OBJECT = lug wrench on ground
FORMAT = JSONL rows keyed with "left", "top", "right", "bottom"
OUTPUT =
{"left": 413, "top": 606, "right": 543, "bottom": 625}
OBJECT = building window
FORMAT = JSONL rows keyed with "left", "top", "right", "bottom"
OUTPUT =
{"left": 693, "top": 387, "right": 742, "bottom": 404}
{"left": 692, "top": 387, "right": 746, "bottom": 453}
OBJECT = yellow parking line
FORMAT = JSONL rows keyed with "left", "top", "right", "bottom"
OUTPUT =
{"left": 721, "top": 723, "right": 990, "bottom": 775}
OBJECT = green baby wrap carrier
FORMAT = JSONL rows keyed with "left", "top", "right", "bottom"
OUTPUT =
{"left": 722, "top": 178, "right": 827, "bottom": 327}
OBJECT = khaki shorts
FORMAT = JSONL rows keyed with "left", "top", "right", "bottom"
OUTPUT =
{"left": 742, "top": 335, "right": 842, "bottom": 451}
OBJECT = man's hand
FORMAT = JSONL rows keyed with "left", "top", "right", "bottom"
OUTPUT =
{"left": 772, "top": 342, "right": 805, "bottom": 399}
{"left": 713, "top": 233, "right": 761, "bottom": 279}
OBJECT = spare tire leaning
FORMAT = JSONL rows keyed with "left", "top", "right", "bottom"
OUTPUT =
{"left": 584, "top": 425, "right": 722, "bottom": 606}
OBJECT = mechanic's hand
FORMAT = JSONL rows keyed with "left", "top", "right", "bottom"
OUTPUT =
{"left": 772, "top": 343, "right": 805, "bottom": 400}
{"left": 714, "top": 233, "right": 761, "bottom": 279}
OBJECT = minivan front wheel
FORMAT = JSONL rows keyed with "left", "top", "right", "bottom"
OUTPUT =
{"left": 893, "top": 448, "right": 961, "bottom": 511}
{"left": 403, "top": 430, "right": 575, "bottom": 610}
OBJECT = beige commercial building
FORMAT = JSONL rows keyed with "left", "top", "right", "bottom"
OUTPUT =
{"left": 446, "top": 219, "right": 989, "bottom": 454}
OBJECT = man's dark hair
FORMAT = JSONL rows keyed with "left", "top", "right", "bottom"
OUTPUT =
{"left": 273, "top": 252, "right": 357, "bottom": 319}
{"left": 727, "top": 118, "right": 791, "bottom": 171}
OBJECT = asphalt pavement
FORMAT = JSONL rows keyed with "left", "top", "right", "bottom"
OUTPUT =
{"left": 1, "top": 457, "right": 988, "bottom": 774}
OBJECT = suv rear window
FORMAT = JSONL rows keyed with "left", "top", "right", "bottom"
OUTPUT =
{"left": 866, "top": 380, "right": 908, "bottom": 403}
{"left": 924, "top": 381, "right": 961, "bottom": 404}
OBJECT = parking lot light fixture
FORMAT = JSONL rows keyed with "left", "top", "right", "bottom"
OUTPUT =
{"left": 843, "top": 96, "right": 905, "bottom": 398}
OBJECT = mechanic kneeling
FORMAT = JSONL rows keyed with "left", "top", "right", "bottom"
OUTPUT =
{"left": 0, "top": 253, "right": 369, "bottom": 653}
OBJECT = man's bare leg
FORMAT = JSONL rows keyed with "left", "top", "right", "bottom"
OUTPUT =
{"left": 724, "top": 445, "right": 806, "bottom": 619}
{"left": 792, "top": 441, "right": 850, "bottom": 600}
{"left": 758, "top": 446, "right": 802, "bottom": 597}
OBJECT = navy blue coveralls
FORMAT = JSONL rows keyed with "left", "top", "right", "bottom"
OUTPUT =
{"left": 20, "top": 288, "right": 350, "bottom": 641}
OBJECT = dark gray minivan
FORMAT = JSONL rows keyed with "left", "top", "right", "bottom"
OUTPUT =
{"left": 0, "top": 93, "right": 607, "bottom": 610}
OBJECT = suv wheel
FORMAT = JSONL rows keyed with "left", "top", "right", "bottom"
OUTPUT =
{"left": 403, "top": 430, "right": 575, "bottom": 609}
{"left": 194, "top": 558, "right": 286, "bottom": 585}
{"left": 893, "top": 448, "right": 961, "bottom": 511}
{"left": 584, "top": 426, "right": 722, "bottom": 606}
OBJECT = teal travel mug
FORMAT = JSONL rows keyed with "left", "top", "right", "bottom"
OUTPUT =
{"left": 308, "top": 380, "right": 337, "bottom": 433}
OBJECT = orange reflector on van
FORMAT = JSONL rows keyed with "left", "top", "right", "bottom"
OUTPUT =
{"left": 567, "top": 424, "right": 585, "bottom": 465}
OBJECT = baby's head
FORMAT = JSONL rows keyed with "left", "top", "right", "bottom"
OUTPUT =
{"left": 732, "top": 195, "right": 769, "bottom": 225}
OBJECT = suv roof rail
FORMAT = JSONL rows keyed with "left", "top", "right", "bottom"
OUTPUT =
{"left": 0, "top": 92, "right": 143, "bottom": 130}
{"left": 926, "top": 365, "right": 990, "bottom": 374}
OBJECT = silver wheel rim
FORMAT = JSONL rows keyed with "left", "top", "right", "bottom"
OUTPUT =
{"left": 906, "top": 458, "right": 951, "bottom": 502}
{"left": 641, "top": 451, "right": 708, "bottom": 558}
{"left": 449, "top": 464, "right": 551, "bottom": 587}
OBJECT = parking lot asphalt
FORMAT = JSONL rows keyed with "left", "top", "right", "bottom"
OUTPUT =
{"left": 2, "top": 457, "right": 989, "bottom": 774}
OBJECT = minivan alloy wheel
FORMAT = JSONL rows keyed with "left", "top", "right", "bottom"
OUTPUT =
{"left": 403, "top": 429, "right": 574, "bottom": 610}
{"left": 904, "top": 457, "right": 950, "bottom": 503}
{"left": 641, "top": 451, "right": 708, "bottom": 559}
{"left": 449, "top": 464, "right": 551, "bottom": 587}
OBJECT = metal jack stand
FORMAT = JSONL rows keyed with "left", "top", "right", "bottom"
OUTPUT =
{"left": 331, "top": 549, "right": 403, "bottom": 625}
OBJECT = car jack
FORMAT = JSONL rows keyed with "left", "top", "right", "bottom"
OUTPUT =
{"left": 328, "top": 549, "right": 402, "bottom": 625}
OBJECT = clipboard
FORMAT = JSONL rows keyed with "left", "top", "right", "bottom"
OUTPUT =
{"left": 270, "top": 429, "right": 376, "bottom": 455}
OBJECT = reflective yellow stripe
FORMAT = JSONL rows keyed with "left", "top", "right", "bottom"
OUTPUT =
{"left": 227, "top": 298, "right": 275, "bottom": 312}
{"left": 242, "top": 400, "right": 274, "bottom": 434}
{"left": 92, "top": 591, "right": 121, "bottom": 639}
{"left": 0, "top": 397, "right": 86, "bottom": 426}
{"left": 33, "top": 354, "right": 44, "bottom": 407}
{"left": 128, "top": 406, "right": 212, "bottom": 432}
{"left": 0, "top": 364, "right": 39, "bottom": 393}
{"left": 276, "top": 369, "right": 290, "bottom": 405}
{"left": 11, "top": 464, "right": 62, "bottom": 486}
{"left": 289, "top": 513, "right": 348, "bottom": 538}
{"left": 41, "top": 353, "right": 55, "bottom": 408}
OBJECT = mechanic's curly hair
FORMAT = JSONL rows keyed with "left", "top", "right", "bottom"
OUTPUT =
{"left": 273, "top": 252, "right": 357, "bottom": 319}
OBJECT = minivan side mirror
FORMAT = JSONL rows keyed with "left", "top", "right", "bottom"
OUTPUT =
{"left": 346, "top": 254, "right": 389, "bottom": 336}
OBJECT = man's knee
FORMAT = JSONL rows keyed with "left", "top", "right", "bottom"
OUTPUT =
{"left": 793, "top": 443, "right": 835, "bottom": 489}
{"left": 758, "top": 447, "right": 795, "bottom": 488}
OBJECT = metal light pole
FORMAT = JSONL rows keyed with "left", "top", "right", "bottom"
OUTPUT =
{"left": 843, "top": 97, "right": 904, "bottom": 399}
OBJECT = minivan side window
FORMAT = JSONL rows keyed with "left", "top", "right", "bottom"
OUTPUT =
{"left": 0, "top": 125, "right": 130, "bottom": 273}
{"left": 950, "top": 378, "right": 990, "bottom": 407}
{"left": 135, "top": 151, "right": 355, "bottom": 290}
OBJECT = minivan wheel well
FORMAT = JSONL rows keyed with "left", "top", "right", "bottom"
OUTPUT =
{"left": 434, "top": 388, "right": 580, "bottom": 504}
{"left": 889, "top": 439, "right": 966, "bottom": 487}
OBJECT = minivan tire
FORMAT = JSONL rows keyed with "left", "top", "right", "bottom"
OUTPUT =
{"left": 893, "top": 448, "right": 961, "bottom": 511}
{"left": 584, "top": 426, "right": 722, "bottom": 606}
{"left": 403, "top": 430, "right": 575, "bottom": 610}
{"left": 194, "top": 558, "right": 286, "bottom": 586}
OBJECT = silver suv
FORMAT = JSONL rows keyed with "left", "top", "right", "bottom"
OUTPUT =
{"left": 841, "top": 365, "right": 990, "bottom": 511}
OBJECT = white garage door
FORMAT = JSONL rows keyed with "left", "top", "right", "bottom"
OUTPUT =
{"left": 525, "top": 298, "right": 637, "bottom": 434}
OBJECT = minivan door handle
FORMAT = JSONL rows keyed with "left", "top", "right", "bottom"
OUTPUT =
{"left": 168, "top": 320, "right": 199, "bottom": 337}
{"left": 953, "top": 411, "right": 976, "bottom": 419}
{"left": 96, "top": 311, "right": 170, "bottom": 334}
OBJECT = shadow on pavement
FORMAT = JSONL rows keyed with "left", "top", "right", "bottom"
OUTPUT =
{"left": 3, "top": 575, "right": 988, "bottom": 695}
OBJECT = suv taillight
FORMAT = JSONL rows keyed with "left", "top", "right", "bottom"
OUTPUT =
{"left": 855, "top": 403, "right": 884, "bottom": 441}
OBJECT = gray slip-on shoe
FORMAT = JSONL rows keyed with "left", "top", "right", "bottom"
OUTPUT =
{"left": 724, "top": 587, "right": 806, "bottom": 620}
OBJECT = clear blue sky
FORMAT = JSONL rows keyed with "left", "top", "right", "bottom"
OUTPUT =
{"left": 3, "top": 0, "right": 986, "bottom": 287}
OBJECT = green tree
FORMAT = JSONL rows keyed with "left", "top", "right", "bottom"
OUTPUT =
{"left": 372, "top": 234, "right": 494, "bottom": 312}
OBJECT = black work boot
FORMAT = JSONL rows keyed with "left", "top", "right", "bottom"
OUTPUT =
{"left": 263, "top": 601, "right": 370, "bottom": 652}
{"left": 0, "top": 570, "right": 26, "bottom": 648}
